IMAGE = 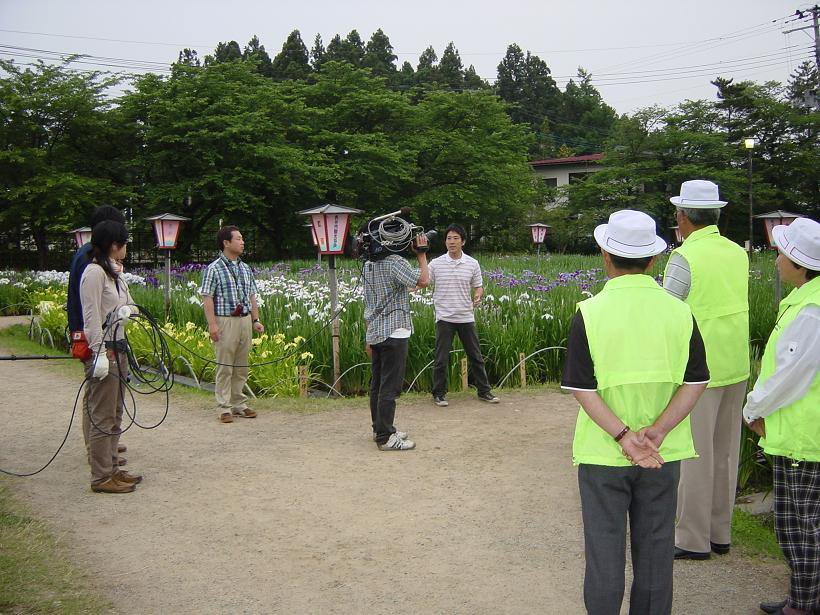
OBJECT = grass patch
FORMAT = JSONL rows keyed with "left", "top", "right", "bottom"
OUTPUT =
{"left": 732, "top": 507, "right": 783, "bottom": 560}
{"left": 0, "top": 482, "right": 110, "bottom": 614}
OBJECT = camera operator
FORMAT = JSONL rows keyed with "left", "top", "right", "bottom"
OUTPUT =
{"left": 364, "top": 231, "right": 429, "bottom": 451}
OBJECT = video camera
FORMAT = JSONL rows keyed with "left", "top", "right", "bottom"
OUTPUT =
{"left": 354, "top": 207, "right": 438, "bottom": 261}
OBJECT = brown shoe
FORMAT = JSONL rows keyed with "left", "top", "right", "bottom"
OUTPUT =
{"left": 118, "top": 445, "right": 127, "bottom": 453}
{"left": 219, "top": 412, "right": 234, "bottom": 423}
{"left": 233, "top": 408, "right": 257, "bottom": 418}
{"left": 114, "top": 470, "right": 143, "bottom": 485}
{"left": 91, "top": 477, "right": 135, "bottom": 494}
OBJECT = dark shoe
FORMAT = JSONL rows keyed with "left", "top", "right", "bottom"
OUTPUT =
{"left": 710, "top": 541, "right": 730, "bottom": 555}
{"left": 759, "top": 599, "right": 787, "bottom": 614}
{"left": 117, "top": 445, "right": 127, "bottom": 453}
{"left": 91, "top": 477, "right": 135, "bottom": 494}
{"left": 674, "top": 547, "right": 710, "bottom": 560}
{"left": 219, "top": 412, "right": 234, "bottom": 423}
{"left": 478, "top": 391, "right": 500, "bottom": 403}
{"left": 114, "top": 470, "right": 143, "bottom": 485}
{"left": 433, "top": 395, "right": 449, "bottom": 407}
{"left": 233, "top": 408, "right": 257, "bottom": 418}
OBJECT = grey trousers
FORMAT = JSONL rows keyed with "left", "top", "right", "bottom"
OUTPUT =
{"left": 578, "top": 461, "right": 681, "bottom": 615}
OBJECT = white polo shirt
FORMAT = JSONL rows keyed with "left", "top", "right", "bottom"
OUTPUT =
{"left": 429, "top": 252, "right": 483, "bottom": 323}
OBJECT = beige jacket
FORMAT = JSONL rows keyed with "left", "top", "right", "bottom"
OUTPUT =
{"left": 80, "top": 263, "right": 135, "bottom": 353}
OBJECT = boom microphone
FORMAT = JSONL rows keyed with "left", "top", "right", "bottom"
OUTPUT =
{"left": 370, "top": 207, "right": 412, "bottom": 223}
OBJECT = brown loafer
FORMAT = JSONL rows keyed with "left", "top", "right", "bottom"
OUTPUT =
{"left": 117, "top": 445, "right": 127, "bottom": 453}
{"left": 219, "top": 412, "right": 234, "bottom": 423}
{"left": 91, "top": 477, "right": 135, "bottom": 494}
{"left": 114, "top": 470, "right": 143, "bottom": 485}
{"left": 233, "top": 408, "right": 257, "bottom": 418}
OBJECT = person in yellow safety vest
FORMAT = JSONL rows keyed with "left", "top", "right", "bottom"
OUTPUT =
{"left": 743, "top": 217, "right": 820, "bottom": 615}
{"left": 664, "top": 180, "right": 751, "bottom": 561}
{"left": 561, "top": 210, "right": 710, "bottom": 615}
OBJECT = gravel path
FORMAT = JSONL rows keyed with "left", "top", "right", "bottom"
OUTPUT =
{"left": 0, "top": 317, "right": 788, "bottom": 614}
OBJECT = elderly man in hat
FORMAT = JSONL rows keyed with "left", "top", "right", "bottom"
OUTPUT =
{"left": 561, "top": 210, "right": 709, "bottom": 615}
{"left": 663, "top": 180, "right": 750, "bottom": 560}
{"left": 743, "top": 217, "right": 820, "bottom": 615}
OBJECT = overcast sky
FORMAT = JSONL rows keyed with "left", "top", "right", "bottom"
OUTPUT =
{"left": 0, "top": 0, "right": 815, "bottom": 114}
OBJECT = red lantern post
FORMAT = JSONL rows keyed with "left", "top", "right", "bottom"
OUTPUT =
{"left": 298, "top": 204, "right": 363, "bottom": 386}
{"left": 70, "top": 227, "right": 92, "bottom": 249}
{"left": 754, "top": 210, "right": 803, "bottom": 305}
{"left": 528, "top": 223, "right": 550, "bottom": 259}
{"left": 146, "top": 213, "right": 190, "bottom": 320}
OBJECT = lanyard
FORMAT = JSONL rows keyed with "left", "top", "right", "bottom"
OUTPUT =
{"left": 220, "top": 257, "right": 248, "bottom": 303}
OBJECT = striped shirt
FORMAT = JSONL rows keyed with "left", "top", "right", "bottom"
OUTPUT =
{"left": 363, "top": 255, "right": 420, "bottom": 345}
{"left": 199, "top": 254, "right": 258, "bottom": 317}
{"left": 429, "top": 252, "right": 482, "bottom": 323}
{"left": 663, "top": 252, "right": 692, "bottom": 300}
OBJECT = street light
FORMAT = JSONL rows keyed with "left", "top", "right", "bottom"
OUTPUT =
{"left": 527, "top": 223, "right": 550, "bottom": 258}
{"left": 297, "top": 204, "right": 363, "bottom": 387}
{"left": 145, "top": 213, "right": 190, "bottom": 320}
{"left": 744, "top": 138, "right": 755, "bottom": 252}
{"left": 70, "top": 227, "right": 92, "bottom": 249}
{"left": 754, "top": 210, "right": 803, "bottom": 305}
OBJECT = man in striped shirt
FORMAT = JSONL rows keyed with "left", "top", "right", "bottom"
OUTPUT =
{"left": 429, "top": 224, "right": 499, "bottom": 407}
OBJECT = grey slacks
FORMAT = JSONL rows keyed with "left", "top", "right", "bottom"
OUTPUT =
{"left": 578, "top": 461, "right": 681, "bottom": 615}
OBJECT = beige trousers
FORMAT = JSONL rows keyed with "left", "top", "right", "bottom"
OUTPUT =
{"left": 83, "top": 351, "right": 127, "bottom": 485}
{"left": 214, "top": 315, "right": 252, "bottom": 415}
{"left": 675, "top": 380, "right": 747, "bottom": 552}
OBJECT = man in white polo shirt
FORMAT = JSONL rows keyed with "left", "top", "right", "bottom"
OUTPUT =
{"left": 429, "top": 224, "right": 499, "bottom": 406}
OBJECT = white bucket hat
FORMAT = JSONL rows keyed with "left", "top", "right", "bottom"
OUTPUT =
{"left": 772, "top": 217, "right": 820, "bottom": 271}
{"left": 594, "top": 210, "right": 667, "bottom": 258}
{"left": 670, "top": 180, "right": 728, "bottom": 208}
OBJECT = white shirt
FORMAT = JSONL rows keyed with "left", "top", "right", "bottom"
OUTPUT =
{"left": 429, "top": 252, "right": 483, "bottom": 323}
{"left": 743, "top": 304, "right": 820, "bottom": 422}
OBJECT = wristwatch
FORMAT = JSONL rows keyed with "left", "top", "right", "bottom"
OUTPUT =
{"left": 252, "top": 318, "right": 260, "bottom": 324}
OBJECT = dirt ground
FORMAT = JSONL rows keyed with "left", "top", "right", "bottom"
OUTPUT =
{"left": 0, "top": 318, "right": 788, "bottom": 614}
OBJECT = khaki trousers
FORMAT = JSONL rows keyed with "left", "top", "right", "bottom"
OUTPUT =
{"left": 675, "top": 380, "right": 746, "bottom": 552}
{"left": 83, "top": 351, "right": 127, "bottom": 485}
{"left": 214, "top": 315, "right": 252, "bottom": 415}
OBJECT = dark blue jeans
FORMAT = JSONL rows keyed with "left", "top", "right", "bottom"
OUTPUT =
{"left": 369, "top": 337, "right": 408, "bottom": 444}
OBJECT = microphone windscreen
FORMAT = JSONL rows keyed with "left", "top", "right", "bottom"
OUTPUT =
{"left": 399, "top": 206, "right": 412, "bottom": 216}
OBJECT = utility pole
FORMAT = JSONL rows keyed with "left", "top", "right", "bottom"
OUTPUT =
{"left": 784, "top": 5, "right": 820, "bottom": 71}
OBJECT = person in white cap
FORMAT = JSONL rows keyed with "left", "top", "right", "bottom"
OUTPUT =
{"left": 743, "top": 217, "right": 820, "bottom": 615}
{"left": 561, "top": 210, "right": 709, "bottom": 615}
{"left": 664, "top": 180, "right": 750, "bottom": 561}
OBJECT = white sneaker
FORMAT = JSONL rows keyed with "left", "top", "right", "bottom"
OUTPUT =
{"left": 378, "top": 433, "right": 416, "bottom": 451}
{"left": 372, "top": 430, "right": 408, "bottom": 442}
{"left": 433, "top": 395, "right": 449, "bottom": 407}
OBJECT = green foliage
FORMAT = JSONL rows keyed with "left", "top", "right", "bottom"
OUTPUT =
{"left": 731, "top": 508, "right": 782, "bottom": 560}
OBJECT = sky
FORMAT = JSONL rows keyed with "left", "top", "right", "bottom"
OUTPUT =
{"left": 0, "top": 0, "right": 816, "bottom": 114}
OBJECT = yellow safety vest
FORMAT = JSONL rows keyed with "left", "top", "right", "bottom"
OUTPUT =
{"left": 572, "top": 274, "right": 697, "bottom": 466}
{"left": 757, "top": 277, "right": 820, "bottom": 462}
{"left": 668, "top": 225, "right": 749, "bottom": 387}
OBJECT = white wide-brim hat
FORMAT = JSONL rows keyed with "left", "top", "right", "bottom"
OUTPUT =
{"left": 670, "top": 179, "right": 727, "bottom": 208}
{"left": 772, "top": 217, "right": 820, "bottom": 271}
{"left": 594, "top": 210, "right": 667, "bottom": 258}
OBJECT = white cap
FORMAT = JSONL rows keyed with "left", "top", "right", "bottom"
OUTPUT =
{"left": 772, "top": 217, "right": 820, "bottom": 271}
{"left": 670, "top": 180, "right": 727, "bottom": 208}
{"left": 594, "top": 210, "right": 667, "bottom": 258}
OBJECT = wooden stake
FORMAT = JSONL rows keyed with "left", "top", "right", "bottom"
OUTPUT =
{"left": 460, "top": 358, "right": 468, "bottom": 391}
{"left": 519, "top": 352, "right": 527, "bottom": 388}
{"left": 298, "top": 365, "right": 307, "bottom": 397}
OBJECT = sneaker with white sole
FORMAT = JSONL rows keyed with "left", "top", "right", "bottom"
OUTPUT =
{"left": 378, "top": 433, "right": 416, "bottom": 451}
{"left": 433, "top": 395, "right": 449, "bottom": 407}
{"left": 372, "top": 430, "right": 408, "bottom": 442}
{"left": 478, "top": 392, "right": 500, "bottom": 403}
